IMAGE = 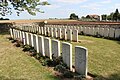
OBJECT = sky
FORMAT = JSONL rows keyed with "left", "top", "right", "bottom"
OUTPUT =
{"left": 3, "top": 0, "right": 120, "bottom": 20}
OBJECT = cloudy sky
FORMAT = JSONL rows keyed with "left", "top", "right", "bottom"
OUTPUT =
{"left": 4, "top": 0, "right": 120, "bottom": 19}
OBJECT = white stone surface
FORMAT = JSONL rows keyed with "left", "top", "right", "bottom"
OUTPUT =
{"left": 62, "top": 28, "right": 67, "bottom": 40}
{"left": 103, "top": 28, "right": 109, "bottom": 38}
{"left": 115, "top": 28, "right": 120, "bottom": 39}
{"left": 19, "top": 31, "right": 22, "bottom": 41}
{"left": 46, "top": 27, "right": 50, "bottom": 36}
{"left": 10, "top": 28, "right": 13, "bottom": 38}
{"left": 58, "top": 28, "right": 62, "bottom": 39}
{"left": 89, "top": 27, "right": 94, "bottom": 36}
{"left": 75, "top": 46, "right": 88, "bottom": 77}
{"left": 50, "top": 28, "right": 53, "bottom": 37}
{"left": 12, "top": 29, "right": 15, "bottom": 39}
{"left": 38, "top": 35, "right": 45, "bottom": 56}
{"left": 73, "top": 30, "right": 78, "bottom": 42}
{"left": 16, "top": 30, "right": 19, "bottom": 39}
{"left": 52, "top": 39, "right": 60, "bottom": 58}
{"left": 33, "top": 34, "right": 37, "bottom": 50}
{"left": 99, "top": 28, "right": 104, "bottom": 37}
{"left": 83, "top": 27, "right": 87, "bottom": 35}
{"left": 38, "top": 27, "right": 41, "bottom": 34}
{"left": 44, "top": 27, "right": 47, "bottom": 36}
{"left": 86, "top": 27, "right": 90, "bottom": 35}
{"left": 62, "top": 42, "right": 72, "bottom": 71}
{"left": 26, "top": 32, "right": 29, "bottom": 45}
{"left": 28, "top": 33, "right": 32, "bottom": 46}
{"left": 41, "top": 27, "right": 44, "bottom": 35}
{"left": 36, "top": 35, "right": 39, "bottom": 53}
{"left": 44, "top": 37, "right": 52, "bottom": 59}
{"left": 67, "top": 29, "right": 72, "bottom": 41}
{"left": 30, "top": 33, "right": 34, "bottom": 47}
{"left": 109, "top": 28, "right": 115, "bottom": 38}
{"left": 22, "top": 32, "right": 26, "bottom": 45}
{"left": 94, "top": 27, "right": 99, "bottom": 36}
{"left": 53, "top": 28, "right": 58, "bottom": 38}
{"left": 15, "top": 30, "right": 17, "bottom": 39}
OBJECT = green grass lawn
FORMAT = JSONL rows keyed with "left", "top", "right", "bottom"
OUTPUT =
{"left": 58, "top": 35, "right": 120, "bottom": 79}
{"left": 72, "top": 35, "right": 120, "bottom": 79}
{"left": 0, "top": 33, "right": 59, "bottom": 80}
{"left": 0, "top": 32, "right": 120, "bottom": 80}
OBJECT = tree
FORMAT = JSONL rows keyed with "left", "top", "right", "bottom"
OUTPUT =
{"left": 107, "top": 12, "right": 114, "bottom": 21}
{"left": 118, "top": 14, "right": 120, "bottom": 21}
{"left": 101, "top": 14, "right": 107, "bottom": 21}
{"left": 0, "top": 0, "right": 50, "bottom": 16}
{"left": 113, "top": 9, "right": 119, "bottom": 21}
{"left": 70, "top": 13, "right": 79, "bottom": 20}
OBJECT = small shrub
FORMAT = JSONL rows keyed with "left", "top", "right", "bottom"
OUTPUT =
{"left": 29, "top": 51, "right": 37, "bottom": 56}
{"left": 15, "top": 43, "right": 21, "bottom": 47}
{"left": 34, "top": 53, "right": 40, "bottom": 60}
{"left": 42, "top": 58, "right": 53, "bottom": 66}
{"left": 60, "top": 62, "right": 68, "bottom": 69}
{"left": 11, "top": 40, "right": 17, "bottom": 43}
{"left": 22, "top": 45, "right": 31, "bottom": 52}
{"left": 7, "top": 37, "right": 13, "bottom": 40}
{"left": 52, "top": 56, "right": 63, "bottom": 66}
{"left": 63, "top": 71, "right": 74, "bottom": 78}
{"left": 54, "top": 64, "right": 66, "bottom": 73}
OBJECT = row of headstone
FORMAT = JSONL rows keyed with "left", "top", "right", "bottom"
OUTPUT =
{"left": 45, "top": 24, "right": 120, "bottom": 39}
{"left": 10, "top": 28, "right": 88, "bottom": 77}
{"left": 15, "top": 24, "right": 79, "bottom": 42}
{"left": 15, "top": 23, "right": 120, "bottom": 40}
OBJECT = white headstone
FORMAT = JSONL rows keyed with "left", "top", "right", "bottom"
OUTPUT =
{"left": 58, "top": 28, "right": 62, "bottom": 39}
{"left": 83, "top": 27, "right": 87, "bottom": 35}
{"left": 73, "top": 30, "right": 78, "bottom": 42}
{"left": 46, "top": 27, "right": 50, "bottom": 36}
{"left": 44, "top": 27, "right": 47, "bottom": 36}
{"left": 12, "top": 29, "right": 15, "bottom": 39}
{"left": 30, "top": 33, "right": 34, "bottom": 47}
{"left": 67, "top": 29, "right": 72, "bottom": 41}
{"left": 28, "top": 33, "right": 32, "bottom": 46}
{"left": 38, "top": 27, "right": 41, "bottom": 34}
{"left": 52, "top": 39, "right": 60, "bottom": 58}
{"left": 62, "top": 42, "right": 72, "bottom": 71}
{"left": 16, "top": 30, "right": 19, "bottom": 39}
{"left": 103, "top": 28, "right": 109, "bottom": 38}
{"left": 33, "top": 34, "right": 37, "bottom": 50}
{"left": 62, "top": 28, "right": 67, "bottom": 40}
{"left": 44, "top": 37, "right": 52, "bottom": 59}
{"left": 38, "top": 35, "right": 45, "bottom": 56}
{"left": 19, "top": 31, "right": 22, "bottom": 41}
{"left": 10, "top": 28, "right": 13, "bottom": 38}
{"left": 99, "top": 28, "right": 104, "bottom": 37}
{"left": 89, "top": 27, "right": 94, "bottom": 36}
{"left": 50, "top": 28, "right": 54, "bottom": 37}
{"left": 53, "top": 28, "right": 58, "bottom": 38}
{"left": 109, "top": 28, "right": 115, "bottom": 38}
{"left": 41, "top": 27, "right": 44, "bottom": 35}
{"left": 26, "top": 32, "right": 29, "bottom": 45}
{"left": 22, "top": 32, "right": 26, "bottom": 45}
{"left": 36, "top": 35, "right": 39, "bottom": 53}
{"left": 75, "top": 46, "right": 88, "bottom": 77}
{"left": 115, "top": 29, "right": 120, "bottom": 39}
{"left": 94, "top": 27, "right": 100, "bottom": 36}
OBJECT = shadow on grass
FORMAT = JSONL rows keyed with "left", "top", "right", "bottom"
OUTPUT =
{"left": 93, "top": 72, "right": 120, "bottom": 80}
{"left": 116, "top": 41, "right": 120, "bottom": 45}
{"left": 0, "top": 76, "right": 28, "bottom": 80}
{"left": 0, "top": 31, "right": 9, "bottom": 35}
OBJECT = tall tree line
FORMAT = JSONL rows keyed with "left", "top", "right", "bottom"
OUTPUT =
{"left": 101, "top": 9, "right": 120, "bottom": 21}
